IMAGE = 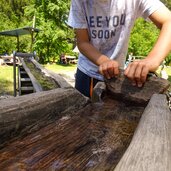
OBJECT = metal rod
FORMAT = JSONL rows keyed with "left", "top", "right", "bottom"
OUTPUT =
{"left": 17, "top": 36, "right": 19, "bottom": 52}
{"left": 13, "top": 51, "right": 16, "bottom": 97}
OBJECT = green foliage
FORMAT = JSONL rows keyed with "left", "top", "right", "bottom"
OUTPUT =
{"left": 128, "top": 18, "right": 171, "bottom": 65}
{"left": 0, "top": 0, "right": 75, "bottom": 63}
{"left": 128, "top": 18, "right": 159, "bottom": 56}
{"left": 161, "top": 0, "right": 171, "bottom": 9}
{"left": 0, "top": 0, "right": 171, "bottom": 65}
{"left": 24, "top": 0, "right": 74, "bottom": 63}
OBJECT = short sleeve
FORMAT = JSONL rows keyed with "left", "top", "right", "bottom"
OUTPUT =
{"left": 139, "top": 0, "right": 165, "bottom": 19}
{"left": 67, "top": 0, "right": 88, "bottom": 29}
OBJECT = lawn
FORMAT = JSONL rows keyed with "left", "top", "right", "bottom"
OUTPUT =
{"left": 44, "top": 63, "right": 77, "bottom": 73}
{"left": 0, "top": 65, "right": 14, "bottom": 95}
{"left": 0, "top": 63, "right": 77, "bottom": 96}
{"left": 164, "top": 67, "right": 171, "bottom": 82}
{"left": 157, "top": 66, "right": 171, "bottom": 82}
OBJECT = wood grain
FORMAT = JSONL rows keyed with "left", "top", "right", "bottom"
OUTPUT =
{"left": 0, "top": 97, "right": 144, "bottom": 170}
{"left": 20, "top": 57, "right": 43, "bottom": 92}
{"left": 114, "top": 94, "right": 171, "bottom": 171}
{"left": 0, "top": 88, "right": 88, "bottom": 148}
{"left": 30, "top": 58, "right": 72, "bottom": 88}
{"left": 105, "top": 71, "right": 170, "bottom": 106}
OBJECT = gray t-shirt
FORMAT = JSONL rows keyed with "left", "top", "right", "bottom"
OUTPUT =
{"left": 67, "top": 0, "right": 165, "bottom": 80}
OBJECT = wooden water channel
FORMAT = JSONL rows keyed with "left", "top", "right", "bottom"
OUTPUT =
{"left": 13, "top": 52, "right": 71, "bottom": 97}
{"left": 0, "top": 60, "right": 170, "bottom": 170}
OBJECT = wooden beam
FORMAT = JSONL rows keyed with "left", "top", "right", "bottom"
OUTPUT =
{"left": 20, "top": 57, "right": 43, "bottom": 92}
{"left": 0, "top": 88, "right": 88, "bottom": 148}
{"left": 114, "top": 94, "right": 171, "bottom": 171}
{"left": 30, "top": 58, "right": 72, "bottom": 88}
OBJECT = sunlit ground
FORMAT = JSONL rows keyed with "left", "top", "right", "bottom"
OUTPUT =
{"left": 44, "top": 63, "right": 77, "bottom": 73}
{"left": 0, "top": 65, "right": 13, "bottom": 95}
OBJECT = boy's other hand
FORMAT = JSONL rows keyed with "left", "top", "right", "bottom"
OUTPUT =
{"left": 124, "top": 59, "right": 158, "bottom": 87}
{"left": 99, "top": 60, "right": 119, "bottom": 79}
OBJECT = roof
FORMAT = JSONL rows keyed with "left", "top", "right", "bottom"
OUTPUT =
{"left": 0, "top": 26, "right": 40, "bottom": 37}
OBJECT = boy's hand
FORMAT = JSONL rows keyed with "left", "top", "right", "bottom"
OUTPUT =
{"left": 99, "top": 60, "right": 119, "bottom": 79}
{"left": 124, "top": 59, "right": 158, "bottom": 87}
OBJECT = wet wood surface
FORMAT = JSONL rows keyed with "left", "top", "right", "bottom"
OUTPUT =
{"left": 0, "top": 97, "right": 144, "bottom": 170}
{"left": 115, "top": 94, "right": 171, "bottom": 171}
{"left": 0, "top": 88, "right": 88, "bottom": 148}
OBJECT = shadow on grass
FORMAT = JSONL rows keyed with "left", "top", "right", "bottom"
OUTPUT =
{"left": 0, "top": 78, "right": 13, "bottom": 95}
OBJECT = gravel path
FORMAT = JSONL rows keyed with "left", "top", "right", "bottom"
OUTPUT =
{"left": 58, "top": 70, "right": 76, "bottom": 87}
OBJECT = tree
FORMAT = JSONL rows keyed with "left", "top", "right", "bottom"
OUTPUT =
{"left": 0, "top": 0, "right": 75, "bottom": 62}
{"left": 161, "top": 0, "right": 171, "bottom": 9}
{"left": 24, "top": 0, "right": 75, "bottom": 63}
{"left": 128, "top": 18, "right": 171, "bottom": 65}
{"left": 128, "top": 18, "right": 159, "bottom": 56}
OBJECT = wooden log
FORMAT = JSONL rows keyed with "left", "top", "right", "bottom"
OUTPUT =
{"left": 114, "top": 94, "right": 171, "bottom": 171}
{"left": 30, "top": 58, "right": 72, "bottom": 88}
{"left": 105, "top": 71, "right": 170, "bottom": 106}
{"left": 0, "top": 88, "right": 88, "bottom": 148}
{"left": 19, "top": 57, "right": 43, "bottom": 92}
{"left": 0, "top": 96, "right": 144, "bottom": 170}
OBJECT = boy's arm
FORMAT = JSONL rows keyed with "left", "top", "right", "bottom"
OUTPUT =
{"left": 125, "top": 6, "right": 171, "bottom": 87}
{"left": 75, "top": 29, "right": 119, "bottom": 79}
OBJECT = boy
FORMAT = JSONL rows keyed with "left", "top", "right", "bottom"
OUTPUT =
{"left": 68, "top": 0, "right": 171, "bottom": 97}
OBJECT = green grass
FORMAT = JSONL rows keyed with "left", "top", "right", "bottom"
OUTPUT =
{"left": 44, "top": 63, "right": 77, "bottom": 73}
{"left": 164, "top": 67, "right": 171, "bottom": 82}
{"left": 0, "top": 63, "right": 76, "bottom": 96}
{"left": 157, "top": 66, "right": 171, "bottom": 82}
{"left": 0, "top": 65, "right": 13, "bottom": 95}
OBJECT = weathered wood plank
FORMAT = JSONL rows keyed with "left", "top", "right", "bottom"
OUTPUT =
{"left": 114, "top": 94, "right": 171, "bottom": 171}
{"left": 105, "top": 71, "right": 170, "bottom": 106}
{"left": 20, "top": 57, "right": 43, "bottom": 92}
{"left": 0, "top": 97, "right": 144, "bottom": 170}
{"left": 30, "top": 58, "right": 72, "bottom": 88}
{"left": 0, "top": 88, "right": 88, "bottom": 148}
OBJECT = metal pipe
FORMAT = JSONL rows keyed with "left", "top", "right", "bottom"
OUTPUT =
{"left": 13, "top": 51, "right": 16, "bottom": 97}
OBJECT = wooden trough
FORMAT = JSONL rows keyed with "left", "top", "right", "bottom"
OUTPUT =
{"left": 13, "top": 51, "right": 72, "bottom": 96}
{"left": 0, "top": 73, "right": 170, "bottom": 171}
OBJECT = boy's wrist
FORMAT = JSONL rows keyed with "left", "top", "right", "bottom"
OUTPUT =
{"left": 96, "top": 55, "right": 110, "bottom": 66}
{"left": 144, "top": 56, "right": 162, "bottom": 72}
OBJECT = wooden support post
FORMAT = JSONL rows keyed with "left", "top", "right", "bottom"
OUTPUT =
{"left": 13, "top": 51, "right": 17, "bottom": 97}
{"left": 16, "top": 36, "right": 19, "bottom": 52}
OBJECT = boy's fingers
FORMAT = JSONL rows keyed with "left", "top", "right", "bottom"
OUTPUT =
{"left": 99, "top": 64, "right": 111, "bottom": 79}
{"left": 124, "top": 61, "right": 149, "bottom": 87}
{"left": 99, "top": 60, "right": 119, "bottom": 79}
{"left": 124, "top": 61, "right": 138, "bottom": 81}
